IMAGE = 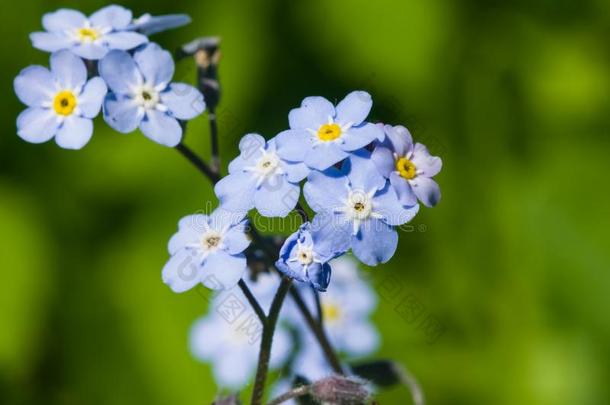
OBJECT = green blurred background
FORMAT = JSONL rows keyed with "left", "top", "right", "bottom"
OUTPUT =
{"left": 1, "top": 0, "right": 609, "bottom": 404}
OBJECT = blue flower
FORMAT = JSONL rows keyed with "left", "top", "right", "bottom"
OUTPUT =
{"left": 371, "top": 125, "right": 442, "bottom": 207}
{"left": 162, "top": 209, "right": 250, "bottom": 292}
{"left": 14, "top": 50, "right": 107, "bottom": 149}
{"left": 30, "top": 5, "right": 148, "bottom": 60}
{"left": 214, "top": 134, "right": 309, "bottom": 217}
{"left": 276, "top": 222, "right": 346, "bottom": 291}
{"left": 128, "top": 13, "right": 191, "bottom": 35}
{"left": 275, "top": 91, "right": 384, "bottom": 171}
{"left": 99, "top": 43, "right": 205, "bottom": 147}
{"left": 190, "top": 273, "right": 291, "bottom": 389}
{"left": 304, "top": 151, "right": 419, "bottom": 266}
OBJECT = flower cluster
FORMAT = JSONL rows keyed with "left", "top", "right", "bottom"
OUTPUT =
{"left": 14, "top": 5, "right": 203, "bottom": 150}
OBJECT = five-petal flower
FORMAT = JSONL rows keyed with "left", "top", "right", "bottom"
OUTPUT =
{"left": 14, "top": 50, "right": 107, "bottom": 149}
{"left": 99, "top": 43, "right": 205, "bottom": 147}
{"left": 30, "top": 5, "right": 148, "bottom": 60}
{"left": 214, "top": 133, "right": 309, "bottom": 217}
{"left": 275, "top": 91, "right": 384, "bottom": 171}
{"left": 162, "top": 209, "right": 250, "bottom": 292}
{"left": 371, "top": 124, "right": 442, "bottom": 207}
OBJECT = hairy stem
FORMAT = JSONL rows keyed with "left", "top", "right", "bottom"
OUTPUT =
{"left": 238, "top": 279, "right": 267, "bottom": 324}
{"left": 208, "top": 109, "right": 220, "bottom": 173}
{"left": 266, "top": 385, "right": 310, "bottom": 405}
{"left": 251, "top": 276, "right": 293, "bottom": 405}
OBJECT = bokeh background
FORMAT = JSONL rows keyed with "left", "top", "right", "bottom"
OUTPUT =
{"left": 1, "top": 0, "right": 610, "bottom": 404}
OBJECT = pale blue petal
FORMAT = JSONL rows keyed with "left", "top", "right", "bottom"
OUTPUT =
{"left": 307, "top": 262, "right": 332, "bottom": 291}
{"left": 222, "top": 221, "right": 251, "bottom": 255}
{"left": 160, "top": 83, "right": 205, "bottom": 119}
{"left": 55, "top": 115, "right": 93, "bottom": 150}
{"left": 373, "top": 183, "right": 419, "bottom": 226}
{"left": 14, "top": 66, "right": 55, "bottom": 107}
{"left": 334, "top": 91, "right": 372, "bottom": 126}
{"left": 303, "top": 168, "right": 349, "bottom": 212}
{"left": 384, "top": 124, "right": 413, "bottom": 157}
{"left": 275, "top": 129, "right": 313, "bottom": 162}
{"left": 311, "top": 214, "right": 351, "bottom": 259}
{"left": 283, "top": 160, "right": 310, "bottom": 183}
{"left": 134, "top": 43, "right": 174, "bottom": 87}
{"left": 254, "top": 177, "right": 299, "bottom": 217}
{"left": 411, "top": 176, "right": 441, "bottom": 207}
{"left": 411, "top": 143, "right": 442, "bottom": 177}
{"left": 168, "top": 226, "right": 200, "bottom": 256}
{"left": 71, "top": 43, "right": 109, "bottom": 60}
{"left": 90, "top": 5, "right": 132, "bottom": 29}
{"left": 162, "top": 248, "right": 201, "bottom": 293}
{"left": 288, "top": 96, "right": 335, "bottom": 130}
{"left": 209, "top": 208, "right": 247, "bottom": 229}
{"left": 130, "top": 14, "right": 191, "bottom": 35}
{"left": 78, "top": 77, "right": 107, "bottom": 118}
{"left": 103, "top": 32, "right": 148, "bottom": 51}
{"left": 390, "top": 172, "right": 417, "bottom": 207}
{"left": 42, "top": 9, "right": 86, "bottom": 32}
{"left": 30, "top": 32, "right": 73, "bottom": 52}
{"left": 341, "top": 321, "right": 380, "bottom": 356}
{"left": 103, "top": 94, "right": 143, "bottom": 133}
{"left": 190, "top": 316, "right": 223, "bottom": 361}
{"left": 215, "top": 350, "right": 255, "bottom": 388}
{"left": 345, "top": 151, "right": 386, "bottom": 192}
{"left": 139, "top": 110, "right": 183, "bottom": 147}
{"left": 99, "top": 50, "right": 142, "bottom": 93}
{"left": 201, "top": 251, "right": 246, "bottom": 290}
{"left": 340, "top": 123, "right": 383, "bottom": 151}
{"left": 371, "top": 145, "right": 395, "bottom": 178}
{"left": 214, "top": 172, "right": 257, "bottom": 214}
{"left": 351, "top": 219, "right": 398, "bottom": 266}
{"left": 51, "top": 50, "right": 87, "bottom": 90}
{"left": 304, "top": 141, "right": 348, "bottom": 170}
{"left": 16, "top": 108, "right": 59, "bottom": 144}
{"left": 276, "top": 230, "right": 307, "bottom": 281}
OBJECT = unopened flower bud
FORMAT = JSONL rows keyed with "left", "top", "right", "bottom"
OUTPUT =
{"left": 310, "top": 375, "right": 370, "bottom": 404}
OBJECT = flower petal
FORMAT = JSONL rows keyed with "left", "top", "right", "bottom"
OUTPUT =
{"left": 214, "top": 172, "right": 257, "bottom": 214}
{"left": 340, "top": 122, "right": 383, "bottom": 151}
{"left": 51, "top": 50, "right": 87, "bottom": 90}
{"left": 283, "top": 160, "right": 310, "bottom": 183}
{"left": 162, "top": 248, "right": 202, "bottom": 293}
{"left": 222, "top": 220, "right": 251, "bottom": 255}
{"left": 200, "top": 251, "right": 246, "bottom": 290}
{"left": 55, "top": 115, "right": 93, "bottom": 150}
{"left": 160, "top": 83, "right": 205, "bottom": 119}
{"left": 16, "top": 108, "right": 59, "bottom": 144}
{"left": 411, "top": 176, "right": 441, "bottom": 207}
{"left": 14, "top": 66, "right": 55, "bottom": 107}
{"left": 30, "top": 32, "right": 73, "bottom": 53}
{"left": 335, "top": 91, "right": 372, "bottom": 126}
{"left": 42, "top": 9, "right": 86, "bottom": 32}
{"left": 411, "top": 143, "right": 442, "bottom": 177}
{"left": 275, "top": 129, "right": 312, "bottom": 162}
{"left": 351, "top": 219, "right": 398, "bottom": 266}
{"left": 134, "top": 43, "right": 174, "bottom": 87}
{"left": 254, "top": 177, "right": 300, "bottom": 217}
{"left": 130, "top": 14, "right": 191, "bottom": 35}
{"left": 304, "top": 168, "right": 349, "bottom": 212}
{"left": 99, "top": 50, "right": 142, "bottom": 94}
{"left": 311, "top": 213, "right": 351, "bottom": 260}
{"left": 304, "top": 141, "right": 349, "bottom": 170}
{"left": 385, "top": 124, "right": 413, "bottom": 157}
{"left": 90, "top": 5, "right": 132, "bottom": 29}
{"left": 289, "top": 96, "right": 335, "bottom": 130}
{"left": 390, "top": 172, "right": 417, "bottom": 207}
{"left": 103, "top": 32, "right": 148, "bottom": 51}
{"left": 103, "top": 94, "right": 143, "bottom": 133}
{"left": 344, "top": 151, "right": 386, "bottom": 192}
{"left": 71, "top": 43, "right": 109, "bottom": 60}
{"left": 371, "top": 145, "right": 395, "bottom": 178}
{"left": 306, "top": 262, "right": 332, "bottom": 292}
{"left": 373, "top": 183, "right": 419, "bottom": 226}
{"left": 341, "top": 321, "right": 380, "bottom": 356}
{"left": 139, "top": 110, "right": 183, "bottom": 147}
{"left": 78, "top": 77, "right": 107, "bottom": 118}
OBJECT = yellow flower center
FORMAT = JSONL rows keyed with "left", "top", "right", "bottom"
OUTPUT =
{"left": 322, "top": 303, "right": 341, "bottom": 322}
{"left": 317, "top": 123, "right": 342, "bottom": 141}
{"left": 78, "top": 28, "right": 100, "bottom": 42}
{"left": 53, "top": 91, "right": 77, "bottom": 116}
{"left": 396, "top": 157, "right": 417, "bottom": 180}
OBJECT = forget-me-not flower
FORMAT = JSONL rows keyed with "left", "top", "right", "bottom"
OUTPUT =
{"left": 275, "top": 91, "right": 384, "bottom": 171}
{"left": 99, "top": 43, "right": 205, "bottom": 147}
{"left": 304, "top": 151, "right": 418, "bottom": 265}
{"left": 214, "top": 133, "right": 309, "bottom": 217}
{"left": 14, "top": 50, "right": 107, "bottom": 149}
{"left": 30, "top": 5, "right": 148, "bottom": 60}
{"left": 162, "top": 208, "right": 250, "bottom": 292}
{"left": 128, "top": 13, "right": 191, "bottom": 35}
{"left": 190, "top": 273, "right": 290, "bottom": 389}
{"left": 372, "top": 124, "right": 442, "bottom": 207}
{"left": 276, "top": 222, "right": 347, "bottom": 291}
